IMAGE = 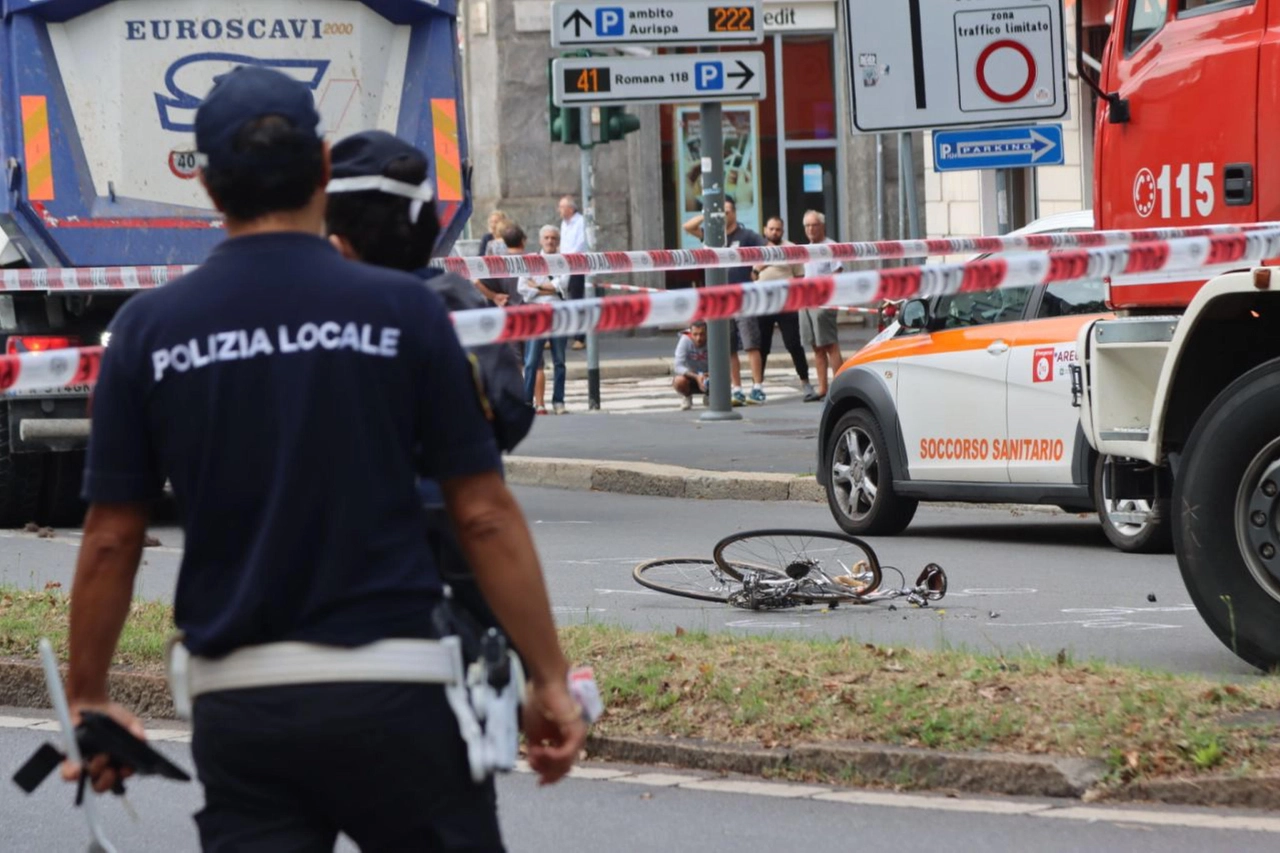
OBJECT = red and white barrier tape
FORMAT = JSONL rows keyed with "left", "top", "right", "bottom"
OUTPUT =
{"left": 593, "top": 282, "right": 662, "bottom": 293}
{"left": 0, "top": 346, "right": 102, "bottom": 394}
{"left": 6, "top": 227, "right": 1279, "bottom": 394}
{"left": 438, "top": 222, "right": 1280, "bottom": 281}
{"left": 0, "top": 265, "right": 194, "bottom": 292}
{"left": 0, "top": 223, "right": 1271, "bottom": 294}
{"left": 449, "top": 228, "right": 1280, "bottom": 347}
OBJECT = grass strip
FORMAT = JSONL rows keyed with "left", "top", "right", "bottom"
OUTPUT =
{"left": 4, "top": 585, "right": 1280, "bottom": 784}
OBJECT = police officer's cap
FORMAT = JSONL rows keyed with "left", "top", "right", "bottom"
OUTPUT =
{"left": 327, "top": 131, "right": 435, "bottom": 221}
{"left": 195, "top": 66, "right": 322, "bottom": 171}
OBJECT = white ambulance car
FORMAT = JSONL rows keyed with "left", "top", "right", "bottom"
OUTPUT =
{"left": 815, "top": 211, "right": 1171, "bottom": 554}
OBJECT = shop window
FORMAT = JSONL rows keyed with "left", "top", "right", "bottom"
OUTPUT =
{"left": 781, "top": 37, "right": 836, "bottom": 141}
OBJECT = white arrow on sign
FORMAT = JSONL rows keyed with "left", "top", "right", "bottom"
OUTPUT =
{"left": 944, "top": 129, "right": 1059, "bottom": 163}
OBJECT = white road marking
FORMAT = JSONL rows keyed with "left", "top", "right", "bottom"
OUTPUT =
{"left": 5, "top": 717, "right": 1278, "bottom": 833}
{"left": 947, "top": 588, "right": 1039, "bottom": 597}
{"left": 567, "top": 766, "right": 632, "bottom": 780}
{"left": 610, "top": 772, "right": 707, "bottom": 787}
{"left": 724, "top": 619, "right": 808, "bottom": 629}
{"left": 1035, "top": 806, "right": 1280, "bottom": 833}
{"left": 592, "top": 588, "right": 662, "bottom": 596}
{"left": 815, "top": 790, "right": 1051, "bottom": 815}
{"left": 680, "top": 779, "right": 830, "bottom": 798}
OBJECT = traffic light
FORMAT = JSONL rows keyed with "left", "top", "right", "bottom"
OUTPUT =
{"left": 599, "top": 107, "right": 640, "bottom": 143}
{"left": 547, "top": 58, "right": 582, "bottom": 146}
{"left": 549, "top": 102, "right": 582, "bottom": 146}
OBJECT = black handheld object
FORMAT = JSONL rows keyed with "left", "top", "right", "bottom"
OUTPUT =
{"left": 12, "top": 710, "right": 191, "bottom": 798}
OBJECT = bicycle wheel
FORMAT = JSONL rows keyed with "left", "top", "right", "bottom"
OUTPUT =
{"left": 632, "top": 557, "right": 786, "bottom": 603}
{"left": 713, "top": 529, "right": 883, "bottom": 600}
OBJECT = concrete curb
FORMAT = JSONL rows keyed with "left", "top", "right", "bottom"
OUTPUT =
{"left": 505, "top": 456, "right": 823, "bottom": 503}
{"left": 0, "top": 659, "right": 174, "bottom": 718}
{"left": 585, "top": 735, "right": 1103, "bottom": 799}
{"left": 3, "top": 660, "right": 1273, "bottom": 810}
{"left": 507, "top": 456, "right": 1088, "bottom": 517}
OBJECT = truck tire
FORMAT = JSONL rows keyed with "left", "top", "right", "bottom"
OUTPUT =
{"left": 0, "top": 403, "right": 42, "bottom": 527}
{"left": 824, "top": 409, "right": 918, "bottom": 536}
{"left": 1094, "top": 455, "right": 1172, "bottom": 554}
{"left": 1175, "top": 358, "right": 1280, "bottom": 669}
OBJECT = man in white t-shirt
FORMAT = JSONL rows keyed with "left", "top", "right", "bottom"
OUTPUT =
{"left": 558, "top": 195, "right": 588, "bottom": 349}
{"left": 801, "top": 210, "right": 845, "bottom": 402}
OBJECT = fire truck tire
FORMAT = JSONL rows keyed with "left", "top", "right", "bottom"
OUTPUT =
{"left": 1093, "top": 455, "right": 1173, "bottom": 554}
{"left": 41, "top": 450, "right": 86, "bottom": 527}
{"left": 824, "top": 409, "right": 918, "bottom": 536}
{"left": 1175, "top": 358, "right": 1280, "bottom": 670}
{"left": 0, "top": 403, "right": 43, "bottom": 528}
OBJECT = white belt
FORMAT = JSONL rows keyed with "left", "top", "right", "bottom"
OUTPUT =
{"left": 169, "top": 638, "right": 459, "bottom": 716}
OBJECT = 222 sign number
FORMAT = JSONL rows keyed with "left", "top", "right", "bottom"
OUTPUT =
{"left": 708, "top": 6, "right": 753, "bottom": 31}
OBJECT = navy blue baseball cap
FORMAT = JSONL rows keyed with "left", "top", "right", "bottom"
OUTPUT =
{"left": 195, "top": 66, "right": 322, "bottom": 170}
{"left": 329, "top": 130, "right": 425, "bottom": 180}
{"left": 327, "top": 130, "right": 435, "bottom": 221}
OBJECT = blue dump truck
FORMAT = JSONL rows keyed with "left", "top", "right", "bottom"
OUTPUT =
{"left": 0, "top": 0, "right": 471, "bottom": 524}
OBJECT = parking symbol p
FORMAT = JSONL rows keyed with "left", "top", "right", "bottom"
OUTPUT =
{"left": 695, "top": 62, "right": 723, "bottom": 91}
{"left": 597, "top": 7, "right": 624, "bottom": 36}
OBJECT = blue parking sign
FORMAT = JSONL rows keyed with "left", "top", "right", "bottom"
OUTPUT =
{"left": 694, "top": 62, "right": 723, "bottom": 91}
{"left": 596, "top": 7, "right": 624, "bottom": 36}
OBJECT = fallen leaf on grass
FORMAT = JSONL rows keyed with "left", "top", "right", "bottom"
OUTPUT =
{"left": 881, "top": 664, "right": 906, "bottom": 673}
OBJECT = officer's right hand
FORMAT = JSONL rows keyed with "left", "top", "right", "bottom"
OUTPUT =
{"left": 523, "top": 680, "right": 587, "bottom": 786}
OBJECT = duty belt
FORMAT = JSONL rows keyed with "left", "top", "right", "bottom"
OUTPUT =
{"left": 167, "top": 633, "right": 523, "bottom": 784}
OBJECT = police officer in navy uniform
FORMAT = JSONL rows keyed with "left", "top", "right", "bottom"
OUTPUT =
{"left": 61, "top": 67, "right": 586, "bottom": 851}
{"left": 324, "top": 129, "right": 534, "bottom": 636}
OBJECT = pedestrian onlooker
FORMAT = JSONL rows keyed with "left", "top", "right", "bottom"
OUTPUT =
{"left": 558, "top": 195, "right": 588, "bottom": 350}
{"left": 801, "top": 210, "right": 846, "bottom": 401}
{"left": 475, "top": 223, "right": 527, "bottom": 308}
{"left": 753, "top": 215, "right": 816, "bottom": 399}
{"left": 477, "top": 208, "right": 509, "bottom": 256}
{"left": 682, "top": 195, "right": 765, "bottom": 406}
{"left": 519, "top": 225, "right": 570, "bottom": 415}
{"left": 673, "top": 321, "right": 709, "bottom": 410}
{"left": 62, "top": 68, "right": 584, "bottom": 849}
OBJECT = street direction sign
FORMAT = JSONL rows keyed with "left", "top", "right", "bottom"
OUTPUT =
{"left": 844, "top": 0, "right": 1068, "bottom": 133}
{"left": 551, "top": 1, "right": 763, "bottom": 48}
{"left": 932, "top": 124, "right": 1064, "bottom": 172}
{"left": 552, "top": 53, "right": 766, "bottom": 107}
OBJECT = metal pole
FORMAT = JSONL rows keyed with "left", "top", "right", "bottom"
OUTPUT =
{"left": 996, "top": 169, "right": 1011, "bottom": 235}
{"left": 900, "top": 131, "right": 920, "bottom": 239}
{"left": 698, "top": 101, "right": 740, "bottom": 422}
{"left": 875, "top": 133, "right": 885, "bottom": 241}
{"left": 579, "top": 109, "right": 601, "bottom": 410}
{"left": 897, "top": 136, "right": 906, "bottom": 241}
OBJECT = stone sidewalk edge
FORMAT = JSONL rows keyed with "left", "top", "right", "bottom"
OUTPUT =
{"left": 505, "top": 456, "right": 825, "bottom": 503}
{"left": 3, "top": 660, "right": 1275, "bottom": 810}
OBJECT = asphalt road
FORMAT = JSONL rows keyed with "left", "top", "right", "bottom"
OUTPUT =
{"left": 2, "top": 720, "right": 1277, "bottom": 853}
{"left": 0, "top": 486, "right": 1249, "bottom": 677}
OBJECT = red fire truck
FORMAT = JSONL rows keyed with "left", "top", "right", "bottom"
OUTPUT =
{"left": 1078, "top": 0, "right": 1280, "bottom": 668}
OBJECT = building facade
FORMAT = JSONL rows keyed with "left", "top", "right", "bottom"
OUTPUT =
{"left": 459, "top": 0, "right": 1111, "bottom": 267}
